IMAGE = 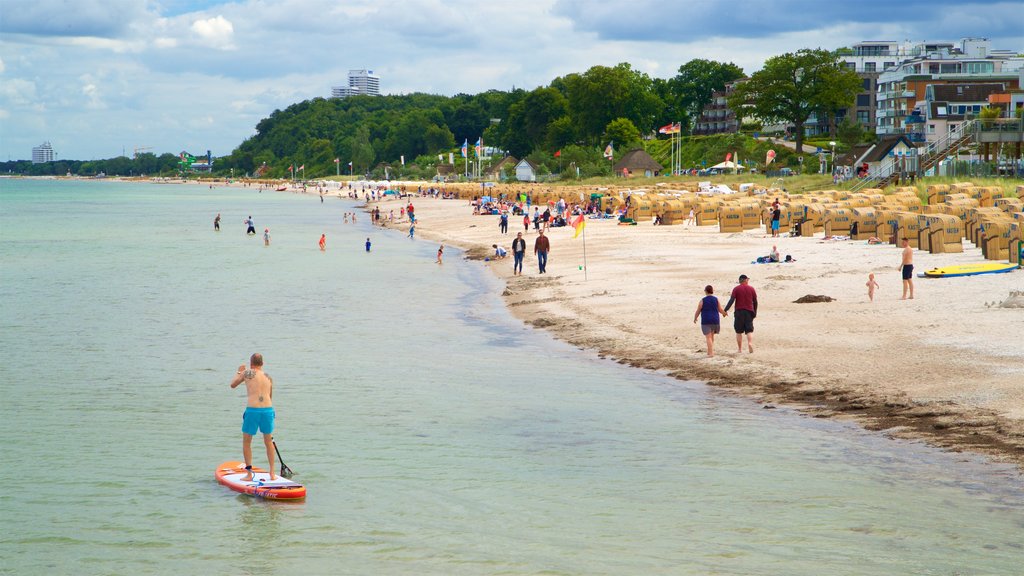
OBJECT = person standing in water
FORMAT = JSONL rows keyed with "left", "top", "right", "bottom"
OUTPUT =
{"left": 245, "top": 216, "right": 256, "bottom": 236}
{"left": 365, "top": 238, "right": 372, "bottom": 252}
{"left": 436, "top": 245, "right": 444, "bottom": 264}
{"left": 264, "top": 228, "right": 271, "bottom": 246}
{"left": 214, "top": 213, "right": 221, "bottom": 231}
{"left": 230, "top": 353, "right": 276, "bottom": 481}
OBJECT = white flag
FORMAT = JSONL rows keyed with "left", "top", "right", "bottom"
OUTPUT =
{"left": 400, "top": 155, "right": 405, "bottom": 166}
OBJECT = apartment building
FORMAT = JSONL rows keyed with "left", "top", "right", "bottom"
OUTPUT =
{"left": 32, "top": 142, "right": 54, "bottom": 164}
{"left": 876, "top": 38, "right": 1024, "bottom": 136}
{"left": 332, "top": 69, "right": 381, "bottom": 98}
{"left": 909, "top": 83, "right": 1008, "bottom": 144}
{"left": 692, "top": 79, "right": 745, "bottom": 135}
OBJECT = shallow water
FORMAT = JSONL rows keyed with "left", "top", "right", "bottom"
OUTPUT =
{"left": 1, "top": 179, "right": 1023, "bottom": 575}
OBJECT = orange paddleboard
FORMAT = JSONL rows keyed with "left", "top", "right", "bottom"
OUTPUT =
{"left": 215, "top": 461, "right": 306, "bottom": 500}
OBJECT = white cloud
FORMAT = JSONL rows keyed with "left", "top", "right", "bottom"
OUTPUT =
{"left": 79, "top": 75, "right": 105, "bottom": 110}
{"left": 0, "top": 0, "right": 1020, "bottom": 161}
{"left": 191, "top": 15, "right": 235, "bottom": 50}
{"left": 0, "top": 78, "right": 38, "bottom": 107}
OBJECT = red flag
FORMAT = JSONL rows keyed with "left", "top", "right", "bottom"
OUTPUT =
{"left": 725, "top": 153, "right": 732, "bottom": 162}
{"left": 658, "top": 123, "right": 674, "bottom": 134}
{"left": 334, "top": 158, "right": 340, "bottom": 163}
{"left": 572, "top": 214, "right": 586, "bottom": 238}
{"left": 298, "top": 164, "right": 305, "bottom": 171}
{"left": 554, "top": 150, "right": 561, "bottom": 158}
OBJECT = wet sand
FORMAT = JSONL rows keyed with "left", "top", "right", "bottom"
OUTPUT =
{"left": 376, "top": 194, "right": 1024, "bottom": 471}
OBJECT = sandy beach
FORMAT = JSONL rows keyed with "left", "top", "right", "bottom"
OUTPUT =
{"left": 364, "top": 191, "right": 1024, "bottom": 470}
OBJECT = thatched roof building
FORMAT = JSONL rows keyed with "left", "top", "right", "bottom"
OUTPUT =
{"left": 614, "top": 149, "right": 663, "bottom": 178}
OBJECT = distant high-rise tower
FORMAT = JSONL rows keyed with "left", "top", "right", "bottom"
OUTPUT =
{"left": 32, "top": 142, "right": 54, "bottom": 164}
{"left": 331, "top": 69, "right": 381, "bottom": 98}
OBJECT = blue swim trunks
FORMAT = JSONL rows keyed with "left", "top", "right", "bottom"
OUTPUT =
{"left": 241, "top": 407, "right": 275, "bottom": 435}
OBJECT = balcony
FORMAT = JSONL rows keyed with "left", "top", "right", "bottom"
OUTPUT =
{"left": 901, "top": 90, "right": 916, "bottom": 98}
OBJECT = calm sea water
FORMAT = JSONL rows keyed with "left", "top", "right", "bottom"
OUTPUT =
{"left": 1, "top": 178, "right": 1023, "bottom": 575}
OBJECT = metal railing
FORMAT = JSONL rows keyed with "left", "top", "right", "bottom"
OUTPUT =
{"left": 849, "top": 119, "right": 978, "bottom": 192}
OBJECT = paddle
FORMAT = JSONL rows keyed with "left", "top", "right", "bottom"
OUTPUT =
{"left": 272, "top": 439, "right": 294, "bottom": 478}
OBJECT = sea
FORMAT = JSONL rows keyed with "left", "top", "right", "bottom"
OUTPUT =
{"left": 1, "top": 178, "right": 1023, "bottom": 575}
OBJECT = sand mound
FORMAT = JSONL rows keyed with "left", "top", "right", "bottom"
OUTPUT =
{"left": 794, "top": 294, "right": 835, "bottom": 303}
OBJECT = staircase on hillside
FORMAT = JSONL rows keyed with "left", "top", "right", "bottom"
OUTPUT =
{"left": 850, "top": 120, "right": 978, "bottom": 192}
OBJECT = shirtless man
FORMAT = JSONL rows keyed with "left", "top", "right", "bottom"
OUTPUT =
{"left": 898, "top": 238, "right": 914, "bottom": 300}
{"left": 230, "top": 353, "right": 276, "bottom": 481}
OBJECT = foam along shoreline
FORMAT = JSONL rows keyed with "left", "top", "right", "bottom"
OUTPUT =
{"left": 358, "top": 188, "right": 1024, "bottom": 473}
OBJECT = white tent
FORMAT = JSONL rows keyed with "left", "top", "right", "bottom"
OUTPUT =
{"left": 710, "top": 160, "right": 745, "bottom": 170}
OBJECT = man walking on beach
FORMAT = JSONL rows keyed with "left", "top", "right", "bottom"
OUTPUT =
{"left": 724, "top": 274, "right": 757, "bottom": 353}
{"left": 899, "top": 238, "right": 914, "bottom": 299}
{"left": 230, "top": 353, "right": 276, "bottom": 481}
{"left": 534, "top": 229, "right": 550, "bottom": 274}
{"left": 512, "top": 232, "right": 526, "bottom": 275}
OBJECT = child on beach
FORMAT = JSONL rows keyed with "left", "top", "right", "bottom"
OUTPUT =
{"left": 365, "top": 238, "right": 371, "bottom": 252}
{"left": 319, "top": 234, "right": 326, "bottom": 251}
{"left": 436, "top": 245, "right": 444, "bottom": 264}
{"left": 264, "top": 228, "right": 271, "bottom": 246}
{"left": 866, "top": 273, "right": 879, "bottom": 302}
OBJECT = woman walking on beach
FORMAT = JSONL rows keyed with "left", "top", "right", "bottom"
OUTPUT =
{"left": 436, "top": 245, "right": 444, "bottom": 264}
{"left": 693, "top": 285, "right": 727, "bottom": 357}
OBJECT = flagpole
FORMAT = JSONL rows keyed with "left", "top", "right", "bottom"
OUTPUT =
{"left": 582, "top": 221, "right": 588, "bottom": 281}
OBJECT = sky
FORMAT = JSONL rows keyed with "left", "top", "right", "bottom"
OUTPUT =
{"left": 1, "top": 0, "right": 1022, "bottom": 161}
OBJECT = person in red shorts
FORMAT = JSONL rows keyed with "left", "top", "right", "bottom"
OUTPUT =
{"left": 723, "top": 274, "right": 758, "bottom": 354}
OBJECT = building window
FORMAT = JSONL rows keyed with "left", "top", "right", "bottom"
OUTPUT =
{"left": 864, "top": 62, "right": 876, "bottom": 72}
{"left": 856, "top": 94, "right": 871, "bottom": 107}
{"left": 843, "top": 62, "right": 856, "bottom": 71}
{"left": 884, "top": 61, "right": 895, "bottom": 70}
{"left": 928, "top": 124, "right": 936, "bottom": 134}
{"left": 863, "top": 78, "right": 872, "bottom": 90}
{"left": 857, "top": 111, "right": 870, "bottom": 124}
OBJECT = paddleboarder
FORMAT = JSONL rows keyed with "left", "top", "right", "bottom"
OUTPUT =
{"left": 230, "top": 353, "right": 276, "bottom": 481}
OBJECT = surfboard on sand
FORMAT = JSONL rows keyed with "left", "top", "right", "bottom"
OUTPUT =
{"left": 922, "top": 262, "right": 1018, "bottom": 278}
{"left": 215, "top": 461, "right": 306, "bottom": 500}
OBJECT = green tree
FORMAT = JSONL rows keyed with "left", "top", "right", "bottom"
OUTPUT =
{"left": 545, "top": 116, "right": 576, "bottom": 151}
{"left": 669, "top": 59, "right": 745, "bottom": 131}
{"left": 728, "top": 49, "right": 862, "bottom": 153}
{"left": 555, "top": 63, "right": 664, "bottom": 145}
{"left": 348, "top": 125, "right": 375, "bottom": 175}
{"left": 835, "top": 117, "right": 865, "bottom": 149}
{"left": 603, "top": 118, "right": 641, "bottom": 150}
{"left": 503, "top": 87, "right": 570, "bottom": 157}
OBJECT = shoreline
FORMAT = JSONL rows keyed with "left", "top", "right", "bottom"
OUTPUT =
{"left": 362, "top": 192, "right": 1024, "bottom": 474}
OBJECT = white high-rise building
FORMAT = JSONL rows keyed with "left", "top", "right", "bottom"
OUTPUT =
{"left": 32, "top": 142, "right": 54, "bottom": 164}
{"left": 331, "top": 69, "right": 381, "bottom": 98}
